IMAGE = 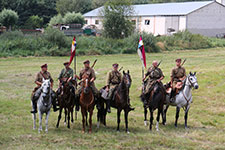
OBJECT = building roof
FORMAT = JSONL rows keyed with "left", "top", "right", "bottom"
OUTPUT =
{"left": 83, "top": 1, "right": 214, "bottom": 17}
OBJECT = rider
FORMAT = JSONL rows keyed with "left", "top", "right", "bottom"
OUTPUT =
{"left": 142, "top": 61, "right": 164, "bottom": 105}
{"left": 30, "top": 64, "right": 59, "bottom": 113}
{"left": 170, "top": 58, "right": 186, "bottom": 102}
{"left": 106, "top": 63, "right": 135, "bottom": 113}
{"left": 75, "top": 60, "right": 101, "bottom": 109}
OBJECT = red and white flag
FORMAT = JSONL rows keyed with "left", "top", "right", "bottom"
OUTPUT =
{"left": 137, "top": 36, "right": 146, "bottom": 68}
{"left": 69, "top": 37, "right": 76, "bottom": 65}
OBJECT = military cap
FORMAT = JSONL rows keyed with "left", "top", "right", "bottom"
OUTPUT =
{"left": 175, "top": 58, "right": 181, "bottom": 62}
{"left": 112, "top": 63, "right": 119, "bottom": 67}
{"left": 63, "top": 62, "right": 70, "bottom": 66}
{"left": 41, "top": 64, "right": 47, "bottom": 68}
{"left": 83, "top": 60, "right": 90, "bottom": 64}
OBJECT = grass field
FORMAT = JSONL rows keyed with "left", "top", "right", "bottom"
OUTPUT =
{"left": 0, "top": 48, "right": 225, "bottom": 150}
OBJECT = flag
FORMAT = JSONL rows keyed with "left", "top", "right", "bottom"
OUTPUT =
{"left": 137, "top": 36, "right": 146, "bottom": 68}
{"left": 69, "top": 37, "right": 76, "bottom": 65}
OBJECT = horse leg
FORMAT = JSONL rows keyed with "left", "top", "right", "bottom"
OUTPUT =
{"left": 38, "top": 111, "right": 43, "bottom": 133}
{"left": 45, "top": 111, "right": 50, "bottom": 133}
{"left": 156, "top": 108, "right": 162, "bottom": 132}
{"left": 175, "top": 106, "right": 180, "bottom": 128}
{"left": 85, "top": 111, "right": 88, "bottom": 126}
{"left": 56, "top": 108, "right": 62, "bottom": 128}
{"left": 67, "top": 108, "right": 70, "bottom": 129}
{"left": 81, "top": 108, "right": 85, "bottom": 133}
{"left": 149, "top": 108, "right": 154, "bottom": 131}
{"left": 64, "top": 108, "right": 67, "bottom": 126}
{"left": 184, "top": 105, "right": 190, "bottom": 129}
{"left": 71, "top": 107, "right": 74, "bottom": 123}
{"left": 124, "top": 110, "right": 129, "bottom": 134}
{"left": 97, "top": 108, "right": 100, "bottom": 129}
{"left": 144, "top": 107, "right": 148, "bottom": 126}
{"left": 117, "top": 109, "right": 122, "bottom": 132}
{"left": 33, "top": 113, "right": 36, "bottom": 130}
{"left": 89, "top": 110, "right": 93, "bottom": 133}
{"left": 163, "top": 105, "right": 169, "bottom": 125}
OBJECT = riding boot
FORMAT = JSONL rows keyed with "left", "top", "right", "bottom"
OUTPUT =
{"left": 95, "top": 97, "right": 101, "bottom": 110}
{"left": 30, "top": 96, "right": 37, "bottom": 113}
{"left": 127, "top": 98, "right": 135, "bottom": 111}
{"left": 170, "top": 89, "right": 176, "bottom": 103}
{"left": 106, "top": 99, "right": 111, "bottom": 113}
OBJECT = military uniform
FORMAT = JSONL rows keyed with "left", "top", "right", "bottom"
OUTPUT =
{"left": 144, "top": 66, "right": 164, "bottom": 95}
{"left": 106, "top": 70, "right": 122, "bottom": 99}
{"left": 76, "top": 67, "right": 99, "bottom": 96}
{"left": 171, "top": 66, "right": 186, "bottom": 89}
{"left": 58, "top": 68, "right": 73, "bottom": 80}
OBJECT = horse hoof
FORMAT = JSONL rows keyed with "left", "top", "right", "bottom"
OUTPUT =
{"left": 156, "top": 128, "right": 159, "bottom": 132}
{"left": 45, "top": 130, "right": 48, "bottom": 133}
{"left": 144, "top": 121, "right": 147, "bottom": 126}
{"left": 185, "top": 126, "right": 188, "bottom": 130}
{"left": 127, "top": 131, "right": 130, "bottom": 134}
{"left": 82, "top": 130, "right": 85, "bottom": 134}
{"left": 64, "top": 122, "right": 66, "bottom": 126}
{"left": 89, "top": 130, "right": 92, "bottom": 134}
{"left": 117, "top": 130, "right": 120, "bottom": 133}
{"left": 97, "top": 122, "right": 100, "bottom": 129}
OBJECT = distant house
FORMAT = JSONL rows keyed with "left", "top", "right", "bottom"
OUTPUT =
{"left": 83, "top": 1, "right": 225, "bottom": 37}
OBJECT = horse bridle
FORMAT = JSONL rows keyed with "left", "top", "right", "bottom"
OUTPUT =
{"left": 183, "top": 75, "right": 197, "bottom": 104}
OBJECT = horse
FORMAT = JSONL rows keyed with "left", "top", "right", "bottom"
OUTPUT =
{"left": 141, "top": 81, "right": 166, "bottom": 131}
{"left": 56, "top": 80, "right": 75, "bottom": 129}
{"left": 79, "top": 74, "right": 95, "bottom": 133}
{"left": 98, "top": 70, "right": 133, "bottom": 133}
{"left": 163, "top": 72, "right": 199, "bottom": 129}
{"left": 33, "top": 79, "right": 52, "bottom": 133}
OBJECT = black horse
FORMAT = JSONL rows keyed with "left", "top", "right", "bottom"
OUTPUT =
{"left": 98, "top": 70, "right": 134, "bottom": 133}
{"left": 141, "top": 82, "right": 166, "bottom": 131}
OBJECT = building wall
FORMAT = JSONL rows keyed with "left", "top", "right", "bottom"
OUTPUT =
{"left": 84, "top": 17, "right": 103, "bottom": 29}
{"left": 187, "top": 2, "right": 225, "bottom": 37}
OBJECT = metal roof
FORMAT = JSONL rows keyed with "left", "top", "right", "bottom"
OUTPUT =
{"left": 83, "top": 1, "right": 214, "bottom": 17}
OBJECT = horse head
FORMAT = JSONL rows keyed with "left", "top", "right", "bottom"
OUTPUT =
{"left": 82, "top": 73, "right": 91, "bottom": 94}
{"left": 41, "top": 78, "right": 51, "bottom": 106}
{"left": 123, "top": 70, "right": 132, "bottom": 88}
{"left": 187, "top": 72, "right": 199, "bottom": 89}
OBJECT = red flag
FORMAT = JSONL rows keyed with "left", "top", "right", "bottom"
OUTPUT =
{"left": 137, "top": 36, "right": 146, "bottom": 68}
{"left": 69, "top": 37, "right": 76, "bottom": 65}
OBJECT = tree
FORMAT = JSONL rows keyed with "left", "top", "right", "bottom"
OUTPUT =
{"left": 48, "top": 14, "right": 64, "bottom": 26}
{"left": 56, "top": 0, "right": 92, "bottom": 16}
{"left": 0, "top": 9, "right": 18, "bottom": 30}
{"left": 64, "top": 12, "right": 85, "bottom": 26}
{"left": 25, "top": 15, "right": 43, "bottom": 29}
{"left": 103, "top": 0, "right": 134, "bottom": 39}
{"left": 91, "top": 0, "right": 108, "bottom": 9}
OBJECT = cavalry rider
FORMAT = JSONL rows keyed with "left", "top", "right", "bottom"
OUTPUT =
{"left": 170, "top": 58, "right": 186, "bottom": 102}
{"left": 142, "top": 61, "right": 164, "bottom": 105}
{"left": 75, "top": 60, "right": 101, "bottom": 109}
{"left": 30, "top": 64, "right": 59, "bottom": 113}
{"left": 106, "top": 63, "right": 134, "bottom": 113}
{"left": 57, "top": 62, "right": 78, "bottom": 110}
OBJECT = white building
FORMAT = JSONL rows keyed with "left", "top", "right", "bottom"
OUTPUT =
{"left": 83, "top": 1, "right": 225, "bottom": 37}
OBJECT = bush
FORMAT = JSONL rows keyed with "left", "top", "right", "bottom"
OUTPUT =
{"left": 25, "top": 15, "right": 43, "bottom": 29}
{"left": 0, "top": 9, "right": 18, "bottom": 30}
{"left": 48, "top": 14, "right": 64, "bottom": 26}
{"left": 63, "top": 12, "right": 85, "bottom": 26}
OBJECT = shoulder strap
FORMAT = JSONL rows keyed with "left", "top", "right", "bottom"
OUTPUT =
{"left": 40, "top": 71, "right": 47, "bottom": 80}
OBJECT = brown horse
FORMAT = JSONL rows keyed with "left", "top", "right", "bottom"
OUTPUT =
{"left": 56, "top": 81, "right": 75, "bottom": 129}
{"left": 98, "top": 70, "right": 133, "bottom": 133}
{"left": 141, "top": 82, "right": 166, "bottom": 131}
{"left": 80, "top": 74, "right": 95, "bottom": 133}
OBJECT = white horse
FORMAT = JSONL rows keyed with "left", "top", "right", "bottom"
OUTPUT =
{"left": 163, "top": 72, "right": 199, "bottom": 129}
{"left": 33, "top": 79, "right": 52, "bottom": 133}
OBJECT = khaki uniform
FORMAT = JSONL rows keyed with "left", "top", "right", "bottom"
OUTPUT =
{"left": 76, "top": 67, "right": 98, "bottom": 95}
{"left": 32, "top": 71, "right": 53, "bottom": 95}
{"left": 58, "top": 68, "right": 73, "bottom": 80}
{"left": 171, "top": 66, "right": 186, "bottom": 89}
{"left": 106, "top": 70, "right": 122, "bottom": 99}
{"left": 144, "top": 66, "right": 164, "bottom": 94}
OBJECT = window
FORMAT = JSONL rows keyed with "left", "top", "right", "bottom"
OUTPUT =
{"left": 145, "top": 20, "right": 150, "bottom": 25}
{"left": 85, "top": 20, "right": 88, "bottom": 24}
{"left": 95, "top": 20, "right": 99, "bottom": 25}
{"left": 131, "top": 20, "right": 136, "bottom": 25}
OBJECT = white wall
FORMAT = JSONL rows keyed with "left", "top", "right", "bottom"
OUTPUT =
{"left": 84, "top": 17, "right": 103, "bottom": 29}
{"left": 187, "top": 2, "right": 225, "bottom": 37}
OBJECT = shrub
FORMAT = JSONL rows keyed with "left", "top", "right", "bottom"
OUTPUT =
{"left": 63, "top": 12, "right": 85, "bottom": 26}
{"left": 48, "top": 14, "right": 64, "bottom": 26}
{"left": 25, "top": 15, "right": 43, "bottom": 29}
{"left": 0, "top": 9, "right": 18, "bottom": 30}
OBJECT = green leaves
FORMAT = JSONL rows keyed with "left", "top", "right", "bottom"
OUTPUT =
{"left": 0, "top": 9, "right": 18, "bottom": 30}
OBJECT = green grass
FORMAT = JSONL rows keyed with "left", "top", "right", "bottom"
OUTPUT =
{"left": 0, "top": 48, "right": 225, "bottom": 150}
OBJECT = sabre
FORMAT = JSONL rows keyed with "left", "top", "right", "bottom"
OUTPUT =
{"left": 119, "top": 67, "right": 123, "bottom": 72}
{"left": 91, "top": 59, "right": 98, "bottom": 68}
{"left": 157, "top": 60, "right": 162, "bottom": 67}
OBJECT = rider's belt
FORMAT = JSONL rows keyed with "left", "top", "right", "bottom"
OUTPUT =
{"left": 111, "top": 82, "right": 119, "bottom": 85}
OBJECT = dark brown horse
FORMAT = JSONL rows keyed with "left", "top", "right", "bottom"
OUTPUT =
{"left": 56, "top": 81, "right": 75, "bottom": 129}
{"left": 98, "top": 70, "right": 133, "bottom": 133}
{"left": 80, "top": 74, "right": 95, "bottom": 133}
{"left": 141, "top": 82, "right": 166, "bottom": 131}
